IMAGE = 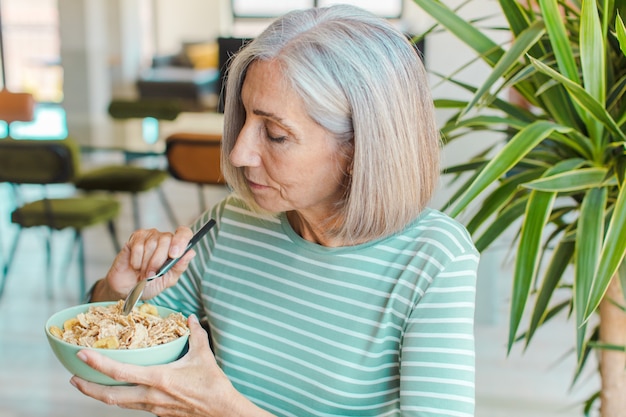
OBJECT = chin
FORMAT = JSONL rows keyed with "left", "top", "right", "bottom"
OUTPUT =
{"left": 246, "top": 196, "right": 284, "bottom": 216}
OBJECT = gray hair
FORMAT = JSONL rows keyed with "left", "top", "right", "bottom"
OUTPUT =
{"left": 221, "top": 4, "right": 440, "bottom": 242}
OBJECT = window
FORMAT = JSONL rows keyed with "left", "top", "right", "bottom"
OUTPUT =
{"left": 0, "top": 0, "right": 62, "bottom": 103}
{"left": 231, "top": 0, "right": 403, "bottom": 19}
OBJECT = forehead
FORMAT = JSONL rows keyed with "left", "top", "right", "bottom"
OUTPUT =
{"left": 241, "top": 60, "right": 312, "bottom": 127}
{"left": 243, "top": 60, "right": 275, "bottom": 86}
{"left": 242, "top": 60, "right": 292, "bottom": 99}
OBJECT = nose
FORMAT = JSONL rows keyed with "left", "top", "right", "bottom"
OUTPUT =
{"left": 229, "top": 122, "right": 262, "bottom": 168}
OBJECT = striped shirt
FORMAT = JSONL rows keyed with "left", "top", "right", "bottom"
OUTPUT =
{"left": 153, "top": 195, "right": 479, "bottom": 416}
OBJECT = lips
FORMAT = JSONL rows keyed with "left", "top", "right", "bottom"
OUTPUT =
{"left": 246, "top": 178, "right": 268, "bottom": 189}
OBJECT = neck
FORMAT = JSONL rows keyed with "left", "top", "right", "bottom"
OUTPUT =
{"left": 287, "top": 211, "right": 346, "bottom": 247}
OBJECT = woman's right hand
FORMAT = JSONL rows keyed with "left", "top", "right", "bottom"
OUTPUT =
{"left": 91, "top": 226, "right": 195, "bottom": 302}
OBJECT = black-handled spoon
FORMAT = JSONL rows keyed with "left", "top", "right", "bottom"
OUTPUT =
{"left": 121, "top": 218, "right": 216, "bottom": 315}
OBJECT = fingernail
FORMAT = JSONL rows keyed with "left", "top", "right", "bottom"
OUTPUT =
{"left": 70, "top": 378, "right": 78, "bottom": 388}
{"left": 189, "top": 314, "right": 199, "bottom": 324}
{"left": 77, "top": 351, "right": 87, "bottom": 362}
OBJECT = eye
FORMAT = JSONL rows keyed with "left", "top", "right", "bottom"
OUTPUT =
{"left": 267, "top": 133, "right": 287, "bottom": 143}
{"left": 265, "top": 124, "right": 288, "bottom": 143}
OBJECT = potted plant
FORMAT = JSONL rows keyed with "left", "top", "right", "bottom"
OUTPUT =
{"left": 410, "top": 0, "right": 626, "bottom": 415}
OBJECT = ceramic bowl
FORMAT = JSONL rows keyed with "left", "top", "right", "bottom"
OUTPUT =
{"left": 45, "top": 301, "right": 189, "bottom": 385}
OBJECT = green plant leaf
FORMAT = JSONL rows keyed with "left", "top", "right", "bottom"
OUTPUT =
{"left": 619, "top": 260, "right": 626, "bottom": 309}
{"left": 584, "top": 392, "right": 601, "bottom": 416}
{"left": 516, "top": 298, "right": 572, "bottom": 344}
{"left": 580, "top": 0, "right": 606, "bottom": 146}
{"left": 447, "top": 115, "right": 528, "bottom": 132}
{"left": 607, "top": 76, "right": 626, "bottom": 125}
{"left": 581, "top": 0, "right": 606, "bottom": 103}
{"left": 431, "top": 71, "right": 538, "bottom": 123}
{"left": 522, "top": 167, "right": 609, "bottom": 192}
{"left": 443, "top": 160, "right": 487, "bottom": 175}
{"left": 460, "top": 21, "right": 545, "bottom": 118}
{"left": 521, "top": 159, "right": 583, "bottom": 345}
{"left": 440, "top": 168, "right": 482, "bottom": 213}
{"left": 498, "top": 0, "right": 532, "bottom": 37}
{"left": 538, "top": 0, "right": 580, "bottom": 83}
{"left": 509, "top": 189, "right": 556, "bottom": 352}
{"left": 575, "top": 187, "right": 607, "bottom": 360}
{"left": 587, "top": 342, "right": 626, "bottom": 352}
{"left": 573, "top": 325, "right": 599, "bottom": 388}
{"left": 474, "top": 196, "right": 529, "bottom": 251}
{"left": 499, "top": 0, "right": 556, "bottom": 65}
{"left": 411, "top": 0, "right": 503, "bottom": 67}
{"left": 564, "top": 129, "right": 599, "bottom": 161}
{"left": 616, "top": 12, "right": 626, "bottom": 57}
{"left": 584, "top": 184, "right": 626, "bottom": 321}
{"left": 449, "top": 120, "right": 571, "bottom": 217}
{"left": 467, "top": 170, "right": 540, "bottom": 233}
{"left": 526, "top": 239, "right": 575, "bottom": 346}
{"left": 531, "top": 57, "right": 626, "bottom": 144}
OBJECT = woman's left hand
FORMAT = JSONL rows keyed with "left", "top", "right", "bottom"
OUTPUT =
{"left": 70, "top": 315, "right": 264, "bottom": 417}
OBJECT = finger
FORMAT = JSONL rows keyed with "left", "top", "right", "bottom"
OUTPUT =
{"left": 71, "top": 375, "right": 188, "bottom": 417}
{"left": 150, "top": 249, "right": 195, "bottom": 293}
{"left": 169, "top": 226, "right": 194, "bottom": 258}
{"left": 185, "top": 315, "right": 212, "bottom": 358}
{"left": 171, "top": 249, "right": 196, "bottom": 274}
{"left": 75, "top": 349, "right": 163, "bottom": 387}
{"left": 144, "top": 232, "right": 176, "bottom": 277}
{"left": 126, "top": 230, "right": 149, "bottom": 271}
{"left": 70, "top": 375, "right": 149, "bottom": 410}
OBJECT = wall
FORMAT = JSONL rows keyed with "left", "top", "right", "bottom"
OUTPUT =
{"left": 152, "top": 0, "right": 231, "bottom": 55}
{"left": 58, "top": 0, "right": 112, "bottom": 144}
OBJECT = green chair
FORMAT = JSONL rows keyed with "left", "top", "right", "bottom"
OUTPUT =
{"left": 0, "top": 138, "right": 121, "bottom": 299}
{"left": 75, "top": 164, "right": 176, "bottom": 231}
{"left": 107, "top": 98, "right": 182, "bottom": 121}
{"left": 74, "top": 99, "right": 181, "bottom": 230}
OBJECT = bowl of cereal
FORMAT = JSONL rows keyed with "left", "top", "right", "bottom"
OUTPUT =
{"left": 45, "top": 300, "right": 190, "bottom": 385}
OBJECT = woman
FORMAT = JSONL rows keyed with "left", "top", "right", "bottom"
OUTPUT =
{"left": 74, "top": 5, "right": 479, "bottom": 416}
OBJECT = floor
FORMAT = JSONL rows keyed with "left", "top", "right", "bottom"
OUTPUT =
{"left": 0, "top": 165, "right": 601, "bottom": 416}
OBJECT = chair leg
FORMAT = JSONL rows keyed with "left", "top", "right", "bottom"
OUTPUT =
{"left": 132, "top": 189, "right": 179, "bottom": 231}
{"left": 45, "top": 228, "right": 54, "bottom": 299}
{"left": 131, "top": 193, "right": 141, "bottom": 230}
{"left": 0, "top": 228, "right": 23, "bottom": 299}
{"left": 76, "top": 231, "right": 86, "bottom": 299}
{"left": 58, "top": 228, "right": 112, "bottom": 300}
{"left": 0, "top": 185, "right": 19, "bottom": 298}
{"left": 60, "top": 230, "right": 85, "bottom": 299}
{"left": 0, "top": 222, "right": 5, "bottom": 294}
{"left": 0, "top": 270, "right": 5, "bottom": 300}
{"left": 55, "top": 230, "right": 79, "bottom": 299}
{"left": 156, "top": 187, "right": 179, "bottom": 229}
{"left": 107, "top": 220, "right": 121, "bottom": 253}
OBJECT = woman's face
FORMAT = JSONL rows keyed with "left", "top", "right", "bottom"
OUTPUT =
{"left": 230, "top": 60, "right": 351, "bottom": 220}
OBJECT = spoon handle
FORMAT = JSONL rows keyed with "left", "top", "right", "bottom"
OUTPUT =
{"left": 149, "top": 218, "right": 216, "bottom": 281}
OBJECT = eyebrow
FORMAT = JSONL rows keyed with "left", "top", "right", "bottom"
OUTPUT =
{"left": 253, "top": 109, "right": 283, "bottom": 122}
{"left": 253, "top": 109, "right": 297, "bottom": 133}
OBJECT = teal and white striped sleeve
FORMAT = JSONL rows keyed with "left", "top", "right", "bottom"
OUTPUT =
{"left": 400, "top": 249, "right": 478, "bottom": 417}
